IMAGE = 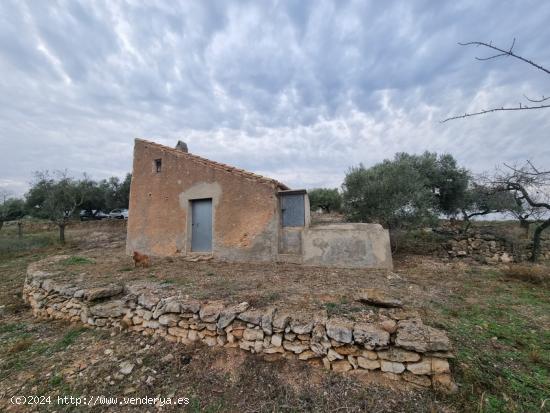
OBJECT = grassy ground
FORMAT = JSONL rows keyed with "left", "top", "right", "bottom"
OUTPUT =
{"left": 0, "top": 223, "right": 549, "bottom": 412}
{"left": 433, "top": 267, "right": 549, "bottom": 412}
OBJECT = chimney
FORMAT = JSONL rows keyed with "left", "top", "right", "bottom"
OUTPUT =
{"left": 175, "top": 140, "right": 188, "bottom": 153}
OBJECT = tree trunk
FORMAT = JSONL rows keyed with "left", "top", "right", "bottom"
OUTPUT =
{"left": 519, "top": 219, "right": 530, "bottom": 239}
{"left": 17, "top": 222, "right": 22, "bottom": 238}
{"left": 530, "top": 219, "right": 550, "bottom": 262}
{"left": 59, "top": 223, "right": 66, "bottom": 244}
{"left": 0, "top": 220, "right": 3, "bottom": 232}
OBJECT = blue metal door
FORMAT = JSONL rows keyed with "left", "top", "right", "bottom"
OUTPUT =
{"left": 191, "top": 199, "right": 212, "bottom": 252}
{"left": 281, "top": 194, "right": 305, "bottom": 227}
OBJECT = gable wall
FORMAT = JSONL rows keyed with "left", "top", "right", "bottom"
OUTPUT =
{"left": 126, "top": 140, "right": 280, "bottom": 260}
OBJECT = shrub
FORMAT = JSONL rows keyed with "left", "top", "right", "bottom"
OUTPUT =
{"left": 503, "top": 264, "right": 549, "bottom": 285}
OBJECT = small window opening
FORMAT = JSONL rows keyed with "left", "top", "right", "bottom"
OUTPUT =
{"left": 154, "top": 159, "right": 162, "bottom": 173}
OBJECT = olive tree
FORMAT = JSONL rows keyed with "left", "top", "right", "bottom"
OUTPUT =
{"left": 458, "top": 181, "right": 518, "bottom": 232}
{"left": 26, "top": 171, "right": 86, "bottom": 243}
{"left": 308, "top": 188, "right": 342, "bottom": 213}
{"left": 342, "top": 158, "right": 437, "bottom": 229}
{"left": 0, "top": 190, "right": 26, "bottom": 232}
{"left": 342, "top": 152, "right": 469, "bottom": 229}
{"left": 492, "top": 162, "right": 550, "bottom": 262}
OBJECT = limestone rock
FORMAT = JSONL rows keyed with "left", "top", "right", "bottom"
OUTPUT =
{"left": 380, "top": 319, "right": 397, "bottom": 334}
{"left": 180, "top": 300, "right": 201, "bottom": 314}
{"left": 353, "top": 323, "right": 390, "bottom": 349}
{"left": 290, "top": 317, "right": 314, "bottom": 335}
{"left": 271, "top": 334, "right": 283, "bottom": 347}
{"left": 395, "top": 320, "right": 451, "bottom": 353}
{"left": 380, "top": 360, "right": 405, "bottom": 374}
{"left": 432, "top": 373, "right": 458, "bottom": 394}
{"left": 327, "top": 348, "right": 344, "bottom": 361}
{"left": 356, "top": 288, "right": 402, "bottom": 308}
{"left": 238, "top": 309, "right": 263, "bottom": 325}
{"left": 137, "top": 292, "right": 160, "bottom": 310}
{"left": 158, "top": 314, "right": 179, "bottom": 327}
{"left": 326, "top": 317, "right": 354, "bottom": 344}
{"left": 407, "top": 357, "right": 450, "bottom": 375}
{"left": 331, "top": 360, "right": 352, "bottom": 373}
{"left": 243, "top": 328, "right": 264, "bottom": 341}
{"left": 264, "top": 346, "right": 284, "bottom": 354}
{"left": 361, "top": 350, "right": 378, "bottom": 360}
{"left": 298, "top": 350, "right": 319, "bottom": 360}
{"left": 119, "top": 361, "right": 134, "bottom": 375}
{"left": 199, "top": 302, "right": 224, "bottom": 322}
{"left": 239, "top": 340, "right": 255, "bottom": 351}
{"left": 334, "top": 344, "right": 361, "bottom": 356}
{"left": 377, "top": 348, "right": 420, "bottom": 362}
{"left": 283, "top": 341, "right": 308, "bottom": 354}
{"left": 187, "top": 330, "right": 198, "bottom": 341}
{"left": 402, "top": 371, "right": 431, "bottom": 387}
{"left": 261, "top": 307, "right": 276, "bottom": 335}
{"left": 167, "top": 327, "right": 188, "bottom": 338}
{"left": 272, "top": 311, "right": 291, "bottom": 330}
{"left": 357, "top": 357, "right": 380, "bottom": 370}
{"left": 348, "top": 355, "right": 358, "bottom": 369}
{"left": 217, "top": 302, "right": 249, "bottom": 329}
{"left": 153, "top": 296, "right": 183, "bottom": 318}
{"left": 85, "top": 284, "right": 123, "bottom": 301}
{"left": 89, "top": 300, "right": 125, "bottom": 318}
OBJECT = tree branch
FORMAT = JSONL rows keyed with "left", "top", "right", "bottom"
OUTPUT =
{"left": 523, "top": 94, "right": 550, "bottom": 103}
{"left": 506, "top": 182, "right": 550, "bottom": 210}
{"left": 458, "top": 39, "right": 550, "bottom": 75}
{"left": 442, "top": 39, "right": 550, "bottom": 122}
{"left": 442, "top": 104, "right": 550, "bottom": 122}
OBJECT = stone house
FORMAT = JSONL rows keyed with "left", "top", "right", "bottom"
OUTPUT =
{"left": 126, "top": 139, "right": 392, "bottom": 268}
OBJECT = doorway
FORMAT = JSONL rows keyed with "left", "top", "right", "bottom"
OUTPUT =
{"left": 191, "top": 198, "right": 212, "bottom": 252}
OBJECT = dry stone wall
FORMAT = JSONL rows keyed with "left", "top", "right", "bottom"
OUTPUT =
{"left": 442, "top": 233, "right": 550, "bottom": 263}
{"left": 23, "top": 256, "right": 456, "bottom": 393}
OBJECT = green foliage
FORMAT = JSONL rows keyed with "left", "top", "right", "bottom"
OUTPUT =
{"left": 26, "top": 171, "right": 132, "bottom": 223}
{"left": 0, "top": 197, "right": 26, "bottom": 225}
{"left": 98, "top": 173, "right": 132, "bottom": 211}
{"left": 343, "top": 156, "right": 437, "bottom": 229}
{"left": 308, "top": 188, "right": 342, "bottom": 213}
{"left": 25, "top": 171, "right": 85, "bottom": 224}
{"left": 460, "top": 182, "right": 519, "bottom": 220}
{"left": 61, "top": 256, "right": 95, "bottom": 265}
{"left": 438, "top": 270, "right": 550, "bottom": 412}
{"left": 342, "top": 152, "right": 470, "bottom": 228}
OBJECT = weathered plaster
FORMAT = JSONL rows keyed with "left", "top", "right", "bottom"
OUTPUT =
{"left": 302, "top": 224, "right": 393, "bottom": 269}
{"left": 127, "top": 139, "right": 280, "bottom": 261}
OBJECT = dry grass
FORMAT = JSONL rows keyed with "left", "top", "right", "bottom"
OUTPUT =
{"left": 503, "top": 264, "right": 550, "bottom": 285}
{"left": 8, "top": 337, "right": 34, "bottom": 353}
{"left": 2, "top": 221, "right": 549, "bottom": 412}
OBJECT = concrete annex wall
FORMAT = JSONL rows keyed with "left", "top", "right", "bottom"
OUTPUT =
{"left": 126, "top": 139, "right": 281, "bottom": 261}
{"left": 302, "top": 223, "right": 393, "bottom": 269}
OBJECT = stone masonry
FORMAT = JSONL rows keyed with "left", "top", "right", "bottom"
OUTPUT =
{"left": 23, "top": 256, "right": 456, "bottom": 393}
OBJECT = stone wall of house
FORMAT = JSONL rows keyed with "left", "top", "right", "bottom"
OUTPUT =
{"left": 23, "top": 256, "right": 456, "bottom": 393}
{"left": 126, "top": 139, "right": 281, "bottom": 260}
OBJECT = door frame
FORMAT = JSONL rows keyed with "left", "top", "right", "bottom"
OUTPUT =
{"left": 188, "top": 197, "right": 213, "bottom": 253}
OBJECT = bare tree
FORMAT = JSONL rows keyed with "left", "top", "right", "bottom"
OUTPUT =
{"left": 442, "top": 39, "right": 550, "bottom": 122}
{"left": 493, "top": 162, "right": 550, "bottom": 261}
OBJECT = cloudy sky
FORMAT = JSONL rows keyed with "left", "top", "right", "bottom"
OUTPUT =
{"left": 1, "top": 0, "right": 549, "bottom": 196}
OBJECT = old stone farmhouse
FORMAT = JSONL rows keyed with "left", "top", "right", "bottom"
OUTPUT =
{"left": 126, "top": 139, "right": 392, "bottom": 268}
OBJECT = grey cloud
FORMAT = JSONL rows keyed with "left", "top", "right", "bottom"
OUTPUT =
{"left": 0, "top": 0, "right": 549, "bottom": 196}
